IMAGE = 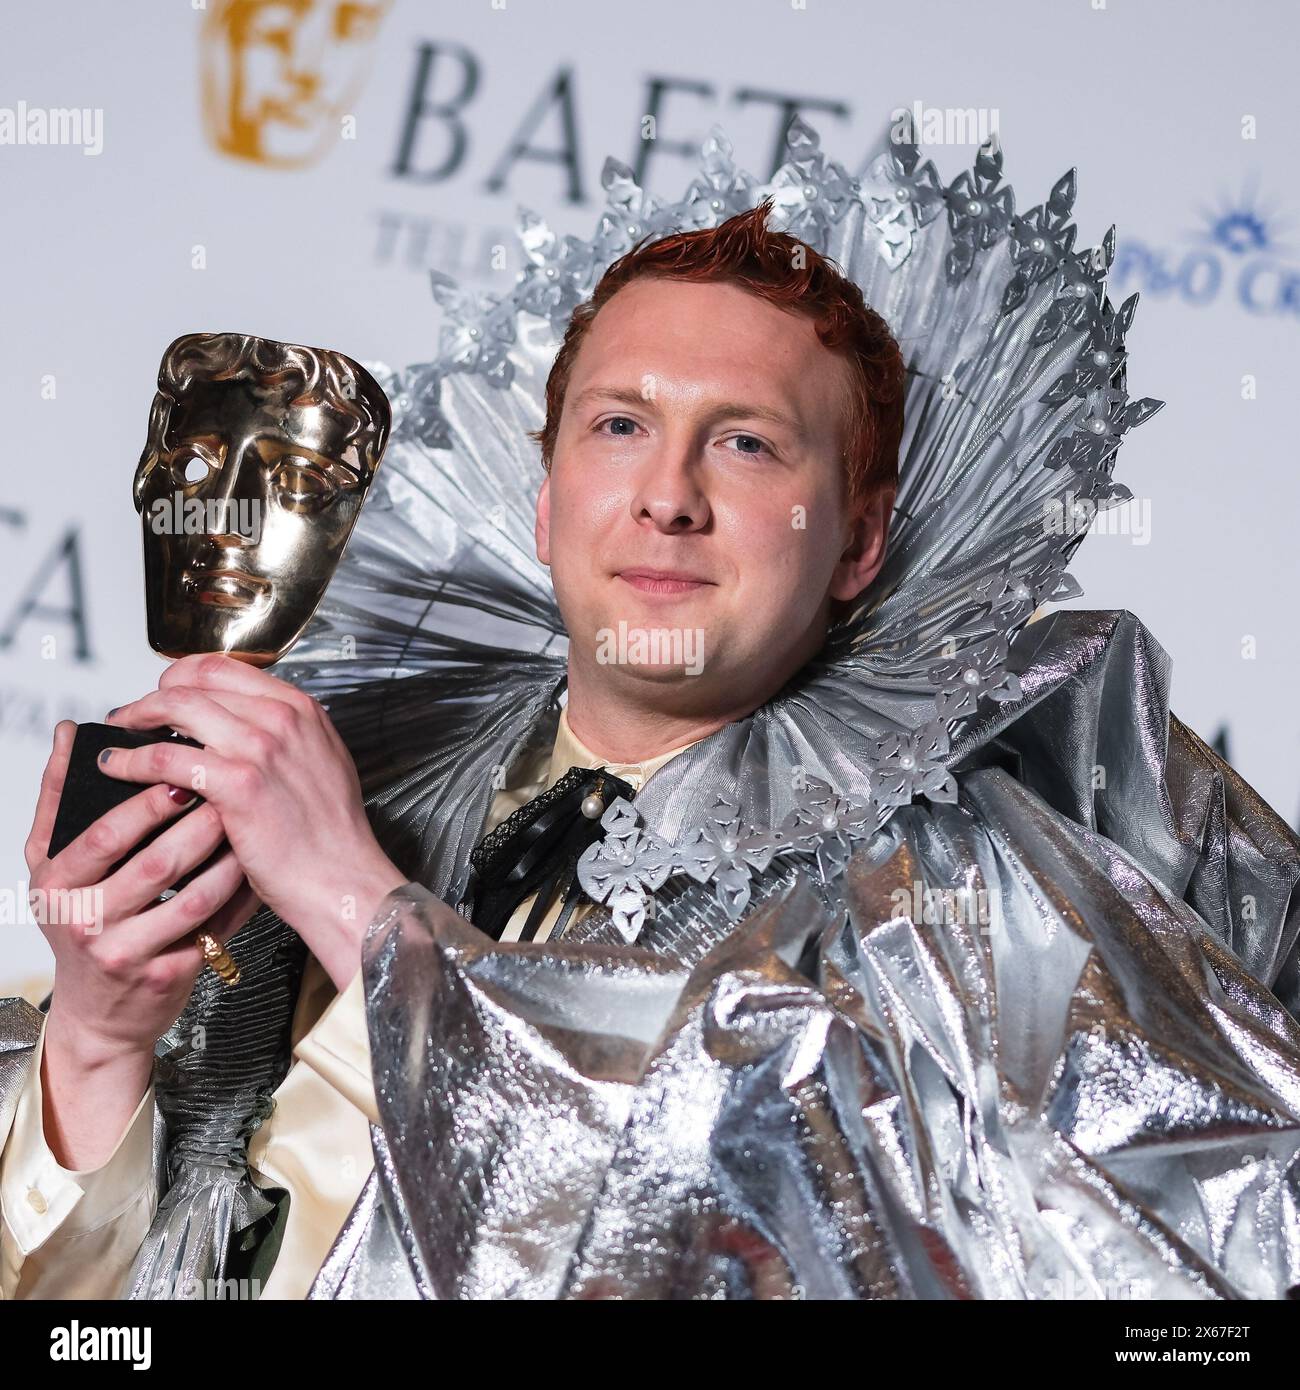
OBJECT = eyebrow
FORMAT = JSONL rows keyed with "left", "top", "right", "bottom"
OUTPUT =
{"left": 570, "top": 385, "right": 804, "bottom": 434}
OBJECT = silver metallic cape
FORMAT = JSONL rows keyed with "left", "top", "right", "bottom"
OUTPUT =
{"left": 2, "top": 119, "right": 1298, "bottom": 1300}
{"left": 304, "top": 609, "right": 1300, "bottom": 1300}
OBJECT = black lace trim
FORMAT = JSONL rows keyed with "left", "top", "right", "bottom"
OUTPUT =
{"left": 465, "top": 765, "right": 636, "bottom": 941}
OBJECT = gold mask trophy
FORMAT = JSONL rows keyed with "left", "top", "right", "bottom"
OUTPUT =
{"left": 48, "top": 332, "right": 391, "bottom": 874}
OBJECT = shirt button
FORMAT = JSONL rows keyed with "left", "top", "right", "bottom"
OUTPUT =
{"left": 25, "top": 1187, "right": 48, "bottom": 1215}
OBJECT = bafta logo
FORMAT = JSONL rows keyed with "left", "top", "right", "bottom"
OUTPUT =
{"left": 200, "top": 0, "right": 391, "bottom": 169}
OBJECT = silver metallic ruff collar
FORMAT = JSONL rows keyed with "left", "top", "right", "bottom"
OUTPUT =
{"left": 281, "top": 114, "right": 1163, "bottom": 942}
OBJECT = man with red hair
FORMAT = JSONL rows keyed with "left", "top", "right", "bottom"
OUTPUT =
{"left": 6, "top": 192, "right": 1299, "bottom": 1301}
{"left": 6, "top": 200, "right": 914, "bottom": 1298}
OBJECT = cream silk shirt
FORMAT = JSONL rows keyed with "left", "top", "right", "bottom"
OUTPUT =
{"left": 0, "top": 710, "right": 698, "bottom": 1300}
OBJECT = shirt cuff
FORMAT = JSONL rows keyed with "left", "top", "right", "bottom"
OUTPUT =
{"left": 293, "top": 961, "right": 379, "bottom": 1126}
{"left": 0, "top": 1013, "right": 156, "bottom": 1257}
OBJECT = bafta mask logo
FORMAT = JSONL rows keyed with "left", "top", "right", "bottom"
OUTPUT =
{"left": 133, "top": 333, "right": 391, "bottom": 666}
{"left": 200, "top": 0, "right": 391, "bottom": 169}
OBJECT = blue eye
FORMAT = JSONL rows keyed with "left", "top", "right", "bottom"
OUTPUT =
{"left": 597, "top": 416, "right": 638, "bottom": 436}
{"left": 725, "top": 434, "right": 769, "bottom": 456}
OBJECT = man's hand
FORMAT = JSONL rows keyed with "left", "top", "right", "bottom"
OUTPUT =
{"left": 100, "top": 654, "right": 406, "bottom": 989}
{"left": 25, "top": 720, "right": 260, "bottom": 1168}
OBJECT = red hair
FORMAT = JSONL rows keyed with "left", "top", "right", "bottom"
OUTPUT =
{"left": 529, "top": 196, "right": 905, "bottom": 516}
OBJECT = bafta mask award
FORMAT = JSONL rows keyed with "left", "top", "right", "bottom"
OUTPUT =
{"left": 47, "top": 331, "right": 392, "bottom": 872}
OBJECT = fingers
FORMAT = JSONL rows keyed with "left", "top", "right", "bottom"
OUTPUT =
{"left": 25, "top": 721, "right": 77, "bottom": 871}
{"left": 158, "top": 652, "right": 310, "bottom": 706}
{"left": 128, "top": 847, "right": 250, "bottom": 956}
{"left": 105, "top": 686, "right": 312, "bottom": 757}
{"left": 96, "top": 737, "right": 237, "bottom": 805}
{"left": 105, "top": 687, "right": 255, "bottom": 756}
{"left": 42, "top": 778, "right": 202, "bottom": 892}
{"left": 203, "top": 881, "right": 263, "bottom": 944}
{"left": 117, "top": 856, "right": 256, "bottom": 1003}
{"left": 100, "top": 800, "right": 230, "bottom": 919}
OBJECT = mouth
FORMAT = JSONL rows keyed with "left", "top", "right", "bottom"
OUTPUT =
{"left": 182, "top": 567, "right": 272, "bottom": 609}
{"left": 616, "top": 568, "right": 715, "bottom": 597}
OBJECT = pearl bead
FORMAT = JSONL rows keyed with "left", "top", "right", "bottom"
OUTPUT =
{"left": 720, "top": 836, "right": 738, "bottom": 854}
{"left": 967, "top": 199, "right": 982, "bottom": 216}
{"left": 963, "top": 668, "right": 980, "bottom": 685}
{"left": 821, "top": 812, "right": 839, "bottom": 831}
{"left": 619, "top": 851, "right": 635, "bottom": 868}
{"left": 581, "top": 793, "right": 604, "bottom": 820}
{"left": 899, "top": 753, "right": 915, "bottom": 770}
{"left": 1031, "top": 236, "right": 1045, "bottom": 252}
{"left": 896, "top": 186, "right": 910, "bottom": 201}
{"left": 1092, "top": 350, "right": 1111, "bottom": 366}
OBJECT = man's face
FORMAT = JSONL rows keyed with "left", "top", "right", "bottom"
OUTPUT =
{"left": 134, "top": 377, "right": 373, "bottom": 665}
{"left": 535, "top": 278, "right": 891, "bottom": 717}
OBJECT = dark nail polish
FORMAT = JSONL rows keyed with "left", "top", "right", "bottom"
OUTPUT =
{"left": 167, "top": 786, "right": 197, "bottom": 807}
{"left": 98, "top": 749, "right": 112, "bottom": 765}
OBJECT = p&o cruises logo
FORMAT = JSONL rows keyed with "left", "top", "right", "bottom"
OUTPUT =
{"left": 1113, "top": 181, "right": 1300, "bottom": 320}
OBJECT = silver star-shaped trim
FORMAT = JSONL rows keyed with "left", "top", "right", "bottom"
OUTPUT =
{"left": 576, "top": 798, "right": 673, "bottom": 943}
{"left": 678, "top": 794, "right": 781, "bottom": 921}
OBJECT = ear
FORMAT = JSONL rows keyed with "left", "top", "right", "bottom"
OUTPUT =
{"left": 827, "top": 484, "right": 893, "bottom": 602}
{"left": 535, "top": 471, "right": 552, "bottom": 567}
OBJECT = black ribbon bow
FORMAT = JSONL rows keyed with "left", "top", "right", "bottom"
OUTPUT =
{"left": 465, "top": 765, "right": 636, "bottom": 942}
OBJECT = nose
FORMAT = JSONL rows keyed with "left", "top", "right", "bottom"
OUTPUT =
{"left": 200, "top": 440, "right": 264, "bottom": 551}
{"left": 629, "top": 443, "right": 711, "bottom": 535}
{"left": 209, "top": 440, "right": 263, "bottom": 508}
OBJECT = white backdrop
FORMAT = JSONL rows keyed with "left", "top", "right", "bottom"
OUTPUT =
{"left": 3, "top": 0, "right": 1298, "bottom": 999}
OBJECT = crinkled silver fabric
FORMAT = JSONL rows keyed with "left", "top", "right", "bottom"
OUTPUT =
{"left": 122, "top": 906, "right": 307, "bottom": 1300}
{"left": 112, "top": 598, "right": 1300, "bottom": 1301}
{"left": 0, "top": 999, "right": 43, "bottom": 1146}
{"left": 306, "top": 1160, "right": 424, "bottom": 1300}
{"left": 298, "top": 606, "right": 1300, "bottom": 1301}
{"left": 5, "top": 619, "right": 1299, "bottom": 1300}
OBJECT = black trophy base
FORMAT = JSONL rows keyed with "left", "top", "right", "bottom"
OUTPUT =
{"left": 47, "top": 723, "right": 223, "bottom": 894}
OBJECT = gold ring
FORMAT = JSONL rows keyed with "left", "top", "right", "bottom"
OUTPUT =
{"left": 196, "top": 932, "right": 240, "bottom": 987}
